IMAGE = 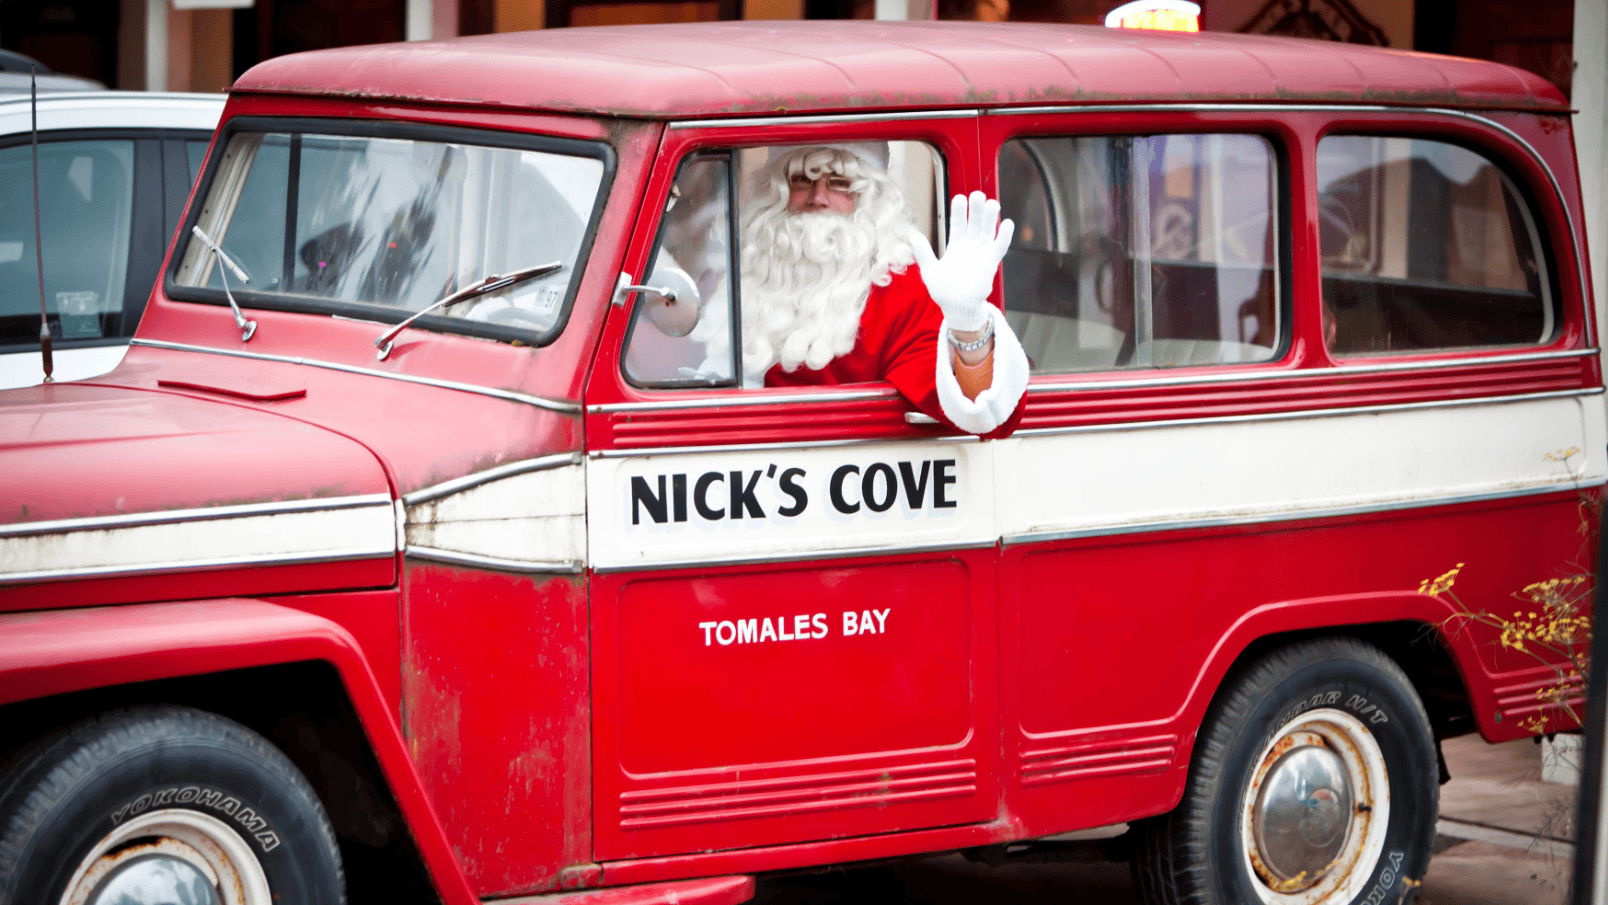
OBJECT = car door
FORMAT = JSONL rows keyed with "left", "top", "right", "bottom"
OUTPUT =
{"left": 583, "top": 114, "right": 1002, "bottom": 861}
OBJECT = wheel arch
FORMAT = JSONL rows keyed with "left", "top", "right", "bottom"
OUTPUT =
{"left": 0, "top": 599, "right": 478, "bottom": 905}
{"left": 1176, "top": 593, "right": 1488, "bottom": 764}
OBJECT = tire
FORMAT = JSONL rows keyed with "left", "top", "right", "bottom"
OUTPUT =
{"left": 1132, "top": 638, "right": 1437, "bottom": 905}
{"left": 0, "top": 705, "right": 345, "bottom": 905}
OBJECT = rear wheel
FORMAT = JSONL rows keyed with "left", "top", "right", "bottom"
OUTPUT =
{"left": 0, "top": 705, "right": 345, "bottom": 905}
{"left": 1132, "top": 638, "right": 1437, "bottom": 905}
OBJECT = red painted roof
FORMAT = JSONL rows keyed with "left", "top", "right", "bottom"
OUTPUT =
{"left": 234, "top": 20, "right": 1567, "bottom": 119}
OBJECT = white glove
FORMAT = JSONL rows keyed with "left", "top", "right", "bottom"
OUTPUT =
{"left": 910, "top": 191, "right": 1015, "bottom": 333}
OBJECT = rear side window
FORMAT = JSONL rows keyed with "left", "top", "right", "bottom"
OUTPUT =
{"left": 999, "top": 134, "right": 1281, "bottom": 373}
{"left": 0, "top": 139, "right": 134, "bottom": 347}
{"left": 1317, "top": 136, "right": 1553, "bottom": 355}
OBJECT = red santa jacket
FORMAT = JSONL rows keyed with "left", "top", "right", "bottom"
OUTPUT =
{"left": 763, "top": 265, "right": 1025, "bottom": 439}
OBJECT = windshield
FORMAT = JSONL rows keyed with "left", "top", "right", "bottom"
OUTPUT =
{"left": 172, "top": 128, "right": 608, "bottom": 342}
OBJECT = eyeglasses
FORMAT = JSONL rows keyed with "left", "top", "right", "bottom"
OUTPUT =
{"left": 788, "top": 174, "right": 855, "bottom": 193}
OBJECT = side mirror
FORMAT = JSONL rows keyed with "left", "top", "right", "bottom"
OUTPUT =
{"left": 622, "top": 265, "right": 701, "bottom": 337}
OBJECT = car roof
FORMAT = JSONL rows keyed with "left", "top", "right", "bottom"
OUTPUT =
{"left": 232, "top": 20, "right": 1568, "bottom": 120}
{"left": 0, "top": 92, "right": 225, "bottom": 135}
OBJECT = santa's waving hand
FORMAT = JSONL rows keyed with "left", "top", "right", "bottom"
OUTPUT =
{"left": 911, "top": 190, "right": 1031, "bottom": 436}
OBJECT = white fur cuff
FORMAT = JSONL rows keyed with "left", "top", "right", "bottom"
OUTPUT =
{"left": 935, "top": 305, "right": 1029, "bottom": 435}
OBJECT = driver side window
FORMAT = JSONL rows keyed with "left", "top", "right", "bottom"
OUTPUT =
{"left": 622, "top": 141, "right": 946, "bottom": 390}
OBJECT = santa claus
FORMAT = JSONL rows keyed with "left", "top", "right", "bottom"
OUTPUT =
{"left": 650, "top": 143, "right": 1029, "bottom": 437}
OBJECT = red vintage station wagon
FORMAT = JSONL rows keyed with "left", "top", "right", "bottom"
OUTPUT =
{"left": 0, "top": 20, "right": 1599, "bottom": 905}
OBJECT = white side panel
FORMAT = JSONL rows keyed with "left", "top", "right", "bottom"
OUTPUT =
{"left": 995, "top": 395, "right": 1608, "bottom": 540}
{"left": 0, "top": 503, "right": 395, "bottom": 582}
{"left": 406, "top": 464, "right": 587, "bottom": 566}
{"left": 587, "top": 441, "right": 994, "bottom": 570}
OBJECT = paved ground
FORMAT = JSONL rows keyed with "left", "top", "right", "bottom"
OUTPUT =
{"left": 749, "top": 733, "right": 1582, "bottom": 905}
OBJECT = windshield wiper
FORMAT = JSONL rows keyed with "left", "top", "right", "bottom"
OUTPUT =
{"left": 373, "top": 261, "right": 564, "bottom": 360}
{"left": 191, "top": 225, "right": 257, "bottom": 341}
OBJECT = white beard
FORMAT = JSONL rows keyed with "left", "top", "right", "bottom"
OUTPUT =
{"left": 739, "top": 210, "right": 882, "bottom": 375}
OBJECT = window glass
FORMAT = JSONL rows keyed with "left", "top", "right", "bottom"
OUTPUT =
{"left": 1000, "top": 134, "right": 1280, "bottom": 372}
{"left": 1317, "top": 136, "right": 1552, "bottom": 355}
{"left": 624, "top": 141, "right": 944, "bottom": 389}
{"left": 174, "top": 131, "right": 606, "bottom": 340}
{"left": 0, "top": 139, "right": 135, "bottom": 347}
{"left": 185, "top": 140, "right": 208, "bottom": 183}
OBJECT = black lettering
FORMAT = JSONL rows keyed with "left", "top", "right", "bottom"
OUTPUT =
{"left": 694, "top": 471, "right": 725, "bottom": 520}
{"left": 862, "top": 462, "right": 896, "bottom": 512}
{"left": 934, "top": 459, "right": 958, "bottom": 509}
{"left": 672, "top": 473, "right": 688, "bottom": 522}
{"left": 830, "top": 464, "right": 861, "bottom": 513}
{"left": 777, "top": 468, "right": 808, "bottom": 517}
{"left": 630, "top": 475, "right": 668, "bottom": 525}
{"left": 730, "top": 470, "right": 764, "bottom": 519}
{"left": 897, "top": 460, "right": 930, "bottom": 509}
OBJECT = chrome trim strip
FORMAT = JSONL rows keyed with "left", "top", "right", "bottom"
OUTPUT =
{"left": 1013, "top": 387, "right": 1604, "bottom": 438}
{"left": 1002, "top": 480, "right": 1606, "bottom": 548}
{"left": 130, "top": 338, "right": 582, "bottom": 414}
{"left": 671, "top": 108, "right": 982, "bottom": 129}
{"left": 0, "top": 547, "right": 393, "bottom": 585}
{"left": 592, "top": 349, "right": 1597, "bottom": 412}
{"left": 405, "top": 545, "right": 583, "bottom": 574}
{"left": 588, "top": 386, "right": 898, "bottom": 414}
{"left": 1024, "top": 348, "right": 1597, "bottom": 395}
{"left": 589, "top": 432, "right": 979, "bottom": 459}
{"left": 0, "top": 494, "right": 394, "bottom": 538}
{"left": 592, "top": 538, "right": 995, "bottom": 574}
{"left": 988, "top": 103, "right": 1593, "bottom": 348}
{"left": 403, "top": 453, "right": 582, "bottom": 506}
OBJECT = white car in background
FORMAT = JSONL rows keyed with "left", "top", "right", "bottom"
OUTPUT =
{"left": 0, "top": 92, "right": 223, "bottom": 387}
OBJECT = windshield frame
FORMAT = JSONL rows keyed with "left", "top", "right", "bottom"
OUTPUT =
{"left": 164, "top": 115, "right": 617, "bottom": 349}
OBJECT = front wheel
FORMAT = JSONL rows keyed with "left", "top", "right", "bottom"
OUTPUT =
{"left": 0, "top": 705, "right": 345, "bottom": 905}
{"left": 1132, "top": 638, "right": 1437, "bottom": 905}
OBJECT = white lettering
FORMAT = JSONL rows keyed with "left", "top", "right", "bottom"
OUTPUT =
{"left": 761, "top": 618, "right": 778, "bottom": 642}
{"left": 715, "top": 621, "right": 737, "bottom": 645}
{"left": 699, "top": 621, "right": 717, "bottom": 646}
{"left": 844, "top": 611, "right": 859, "bottom": 635}
{"left": 811, "top": 613, "right": 828, "bottom": 638}
{"left": 778, "top": 617, "right": 794, "bottom": 640}
{"left": 738, "top": 618, "right": 758, "bottom": 644}
{"left": 873, "top": 608, "right": 889, "bottom": 633}
{"left": 793, "top": 614, "right": 811, "bottom": 638}
{"left": 859, "top": 610, "right": 875, "bottom": 633}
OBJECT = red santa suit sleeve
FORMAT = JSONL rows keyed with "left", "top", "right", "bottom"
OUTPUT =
{"left": 764, "top": 265, "right": 1028, "bottom": 439}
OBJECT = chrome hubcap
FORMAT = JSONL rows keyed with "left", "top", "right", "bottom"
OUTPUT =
{"left": 1252, "top": 731, "right": 1353, "bottom": 889}
{"left": 1239, "top": 708, "right": 1391, "bottom": 905}
{"left": 60, "top": 809, "right": 271, "bottom": 905}
{"left": 86, "top": 848, "right": 223, "bottom": 905}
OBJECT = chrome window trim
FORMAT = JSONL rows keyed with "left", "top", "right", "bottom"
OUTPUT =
{"left": 671, "top": 109, "right": 982, "bottom": 129}
{"left": 588, "top": 432, "right": 979, "bottom": 459}
{"left": 1002, "top": 480, "right": 1606, "bottom": 548}
{"left": 0, "top": 547, "right": 394, "bottom": 586}
{"left": 590, "top": 538, "right": 995, "bottom": 574}
{"left": 1012, "top": 387, "right": 1604, "bottom": 438}
{"left": 0, "top": 494, "right": 394, "bottom": 538}
{"left": 406, "top": 545, "right": 583, "bottom": 574}
{"left": 588, "top": 386, "right": 899, "bottom": 414}
{"left": 130, "top": 338, "right": 581, "bottom": 413}
{"left": 987, "top": 102, "right": 1593, "bottom": 348}
{"left": 403, "top": 452, "right": 583, "bottom": 506}
{"left": 1024, "top": 348, "right": 1599, "bottom": 394}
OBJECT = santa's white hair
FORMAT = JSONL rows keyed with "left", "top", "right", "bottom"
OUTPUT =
{"left": 699, "top": 146, "right": 918, "bottom": 376}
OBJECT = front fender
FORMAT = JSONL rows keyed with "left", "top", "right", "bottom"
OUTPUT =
{"left": 0, "top": 598, "right": 479, "bottom": 905}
